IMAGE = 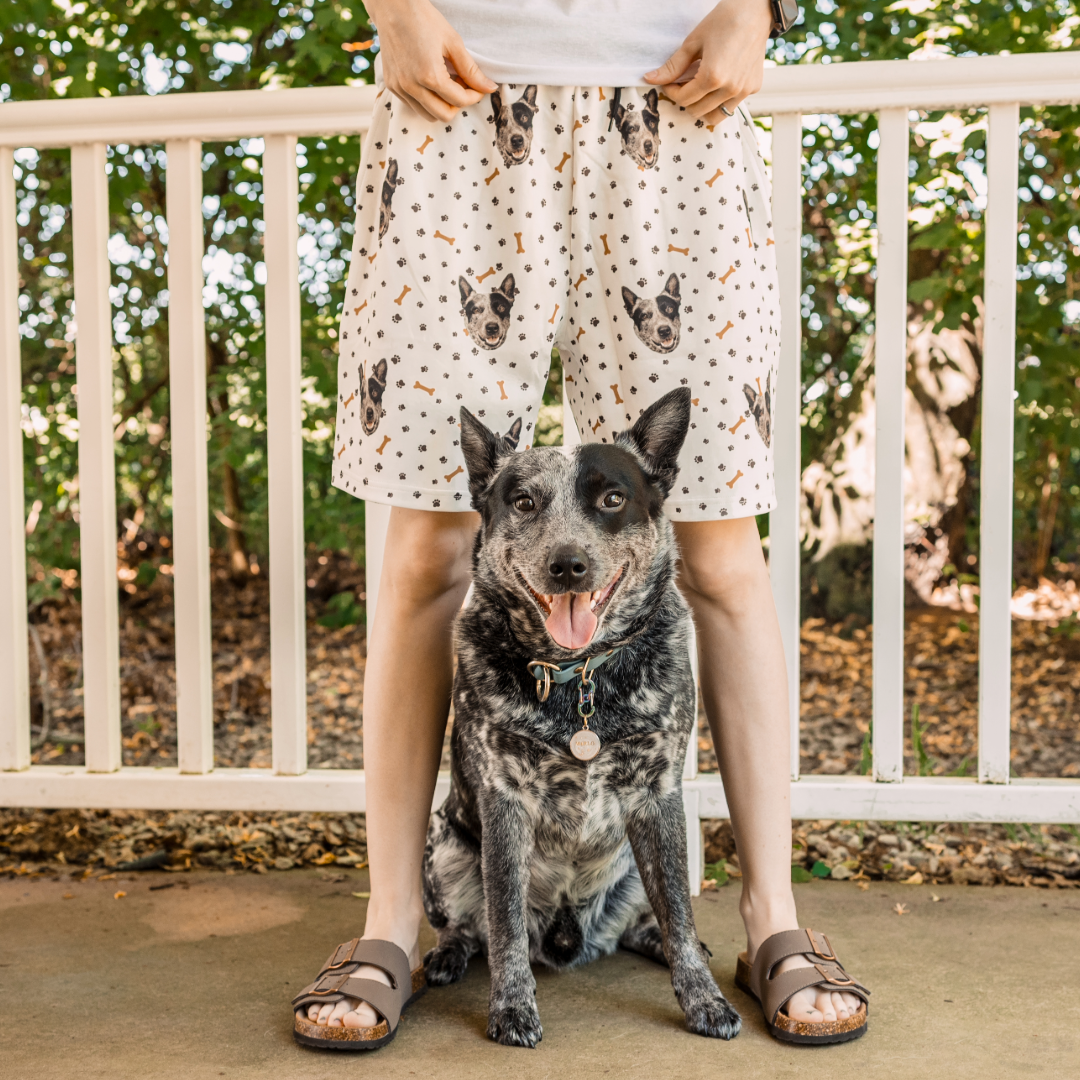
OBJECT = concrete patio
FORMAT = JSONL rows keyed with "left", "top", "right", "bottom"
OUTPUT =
{"left": 2, "top": 869, "right": 1076, "bottom": 1079}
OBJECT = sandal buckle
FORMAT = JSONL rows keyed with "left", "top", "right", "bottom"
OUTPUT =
{"left": 813, "top": 962, "right": 854, "bottom": 987}
{"left": 326, "top": 938, "right": 361, "bottom": 970}
{"left": 310, "top": 972, "right": 352, "bottom": 995}
{"left": 805, "top": 928, "right": 837, "bottom": 961}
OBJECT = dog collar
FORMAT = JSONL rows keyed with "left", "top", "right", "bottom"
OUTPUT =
{"left": 527, "top": 646, "right": 624, "bottom": 762}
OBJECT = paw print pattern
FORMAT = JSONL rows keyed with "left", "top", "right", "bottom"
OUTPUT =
{"left": 332, "top": 85, "right": 778, "bottom": 520}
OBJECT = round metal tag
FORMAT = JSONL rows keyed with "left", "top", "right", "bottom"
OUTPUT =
{"left": 569, "top": 729, "right": 601, "bottom": 761}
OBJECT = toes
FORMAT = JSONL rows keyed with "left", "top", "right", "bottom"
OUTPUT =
{"left": 327, "top": 999, "right": 354, "bottom": 1027}
{"left": 783, "top": 989, "right": 822, "bottom": 1022}
{"left": 343, "top": 1001, "right": 381, "bottom": 1029}
{"left": 814, "top": 990, "right": 837, "bottom": 1022}
{"left": 830, "top": 991, "right": 849, "bottom": 1019}
{"left": 842, "top": 991, "right": 862, "bottom": 1016}
{"left": 316, "top": 1002, "right": 336, "bottom": 1026}
{"left": 306, "top": 1004, "right": 321, "bottom": 1022}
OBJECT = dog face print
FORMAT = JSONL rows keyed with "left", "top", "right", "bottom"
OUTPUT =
{"left": 460, "top": 273, "right": 518, "bottom": 350}
{"left": 359, "top": 358, "right": 388, "bottom": 436}
{"left": 378, "top": 158, "right": 398, "bottom": 241}
{"left": 490, "top": 85, "right": 539, "bottom": 167}
{"left": 621, "top": 273, "right": 681, "bottom": 353}
{"left": 742, "top": 370, "right": 772, "bottom": 448}
{"left": 613, "top": 88, "right": 661, "bottom": 169}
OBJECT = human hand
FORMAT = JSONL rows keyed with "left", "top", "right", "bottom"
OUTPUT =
{"left": 643, "top": 0, "right": 773, "bottom": 126}
{"left": 366, "top": 0, "right": 497, "bottom": 122}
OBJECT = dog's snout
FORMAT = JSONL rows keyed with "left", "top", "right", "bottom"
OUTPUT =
{"left": 644, "top": 140, "right": 653, "bottom": 154}
{"left": 485, "top": 322, "right": 500, "bottom": 337}
{"left": 547, "top": 544, "right": 589, "bottom": 587}
{"left": 511, "top": 134, "right": 525, "bottom": 151}
{"left": 657, "top": 324, "right": 672, "bottom": 340}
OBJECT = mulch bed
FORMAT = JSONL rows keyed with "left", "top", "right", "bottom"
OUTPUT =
{"left": 9, "top": 547, "right": 1079, "bottom": 888}
{"left": 2, "top": 808, "right": 1077, "bottom": 889}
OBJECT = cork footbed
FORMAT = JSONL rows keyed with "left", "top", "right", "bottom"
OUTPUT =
{"left": 293, "top": 966, "right": 427, "bottom": 1050}
{"left": 735, "top": 953, "right": 868, "bottom": 1044}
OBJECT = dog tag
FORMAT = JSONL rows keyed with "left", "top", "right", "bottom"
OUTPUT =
{"left": 570, "top": 728, "right": 601, "bottom": 761}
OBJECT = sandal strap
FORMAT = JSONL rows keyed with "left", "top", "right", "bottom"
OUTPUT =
{"left": 309, "top": 937, "right": 412, "bottom": 991}
{"left": 750, "top": 928, "right": 870, "bottom": 1025}
{"left": 292, "top": 975, "right": 405, "bottom": 1028}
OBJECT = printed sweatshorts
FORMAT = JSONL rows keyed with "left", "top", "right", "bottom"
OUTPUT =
{"left": 332, "top": 83, "right": 779, "bottom": 520}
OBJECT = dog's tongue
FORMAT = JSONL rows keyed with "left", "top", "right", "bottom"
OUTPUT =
{"left": 545, "top": 592, "right": 597, "bottom": 651}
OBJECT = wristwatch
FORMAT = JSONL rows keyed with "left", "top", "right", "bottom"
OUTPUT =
{"left": 769, "top": 0, "right": 800, "bottom": 38}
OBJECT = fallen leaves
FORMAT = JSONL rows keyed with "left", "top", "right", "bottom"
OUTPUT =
{"left": 893, "top": 903, "right": 909, "bottom": 916}
{"left": 351, "top": 891, "right": 370, "bottom": 899}
{"left": 113, "top": 890, "right": 126, "bottom": 900}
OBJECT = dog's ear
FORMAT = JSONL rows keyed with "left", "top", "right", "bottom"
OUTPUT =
{"left": 765, "top": 369, "right": 772, "bottom": 408}
{"left": 497, "top": 273, "right": 517, "bottom": 301}
{"left": 385, "top": 158, "right": 398, "bottom": 186}
{"left": 621, "top": 285, "right": 638, "bottom": 316}
{"left": 503, "top": 416, "right": 523, "bottom": 451}
{"left": 458, "top": 275, "right": 475, "bottom": 305}
{"left": 662, "top": 273, "right": 681, "bottom": 301}
{"left": 460, "top": 407, "right": 500, "bottom": 502}
{"left": 372, "top": 358, "right": 388, "bottom": 384}
{"left": 520, "top": 85, "right": 539, "bottom": 112}
{"left": 614, "top": 104, "right": 626, "bottom": 129}
{"left": 622, "top": 388, "right": 692, "bottom": 498}
{"left": 490, "top": 89, "right": 503, "bottom": 118}
{"left": 742, "top": 382, "right": 758, "bottom": 411}
{"left": 643, "top": 89, "right": 660, "bottom": 123}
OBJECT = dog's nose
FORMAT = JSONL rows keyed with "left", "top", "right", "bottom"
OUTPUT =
{"left": 548, "top": 545, "right": 589, "bottom": 587}
{"left": 485, "top": 322, "right": 500, "bottom": 337}
{"left": 511, "top": 134, "right": 524, "bottom": 150}
{"left": 644, "top": 140, "right": 653, "bottom": 154}
{"left": 658, "top": 324, "right": 671, "bottom": 339}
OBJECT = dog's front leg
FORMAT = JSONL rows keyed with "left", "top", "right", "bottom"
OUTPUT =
{"left": 627, "top": 790, "right": 742, "bottom": 1040}
{"left": 480, "top": 793, "right": 542, "bottom": 1048}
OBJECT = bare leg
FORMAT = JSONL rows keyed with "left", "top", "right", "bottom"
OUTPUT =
{"left": 674, "top": 518, "right": 861, "bottom": 1024}
{"left": 304, "top": 507, "right": 477, "bottom": 1028}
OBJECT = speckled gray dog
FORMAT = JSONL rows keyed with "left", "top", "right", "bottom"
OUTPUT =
{"left": 421, "top": 388, "right": 741, "bottom": 1047}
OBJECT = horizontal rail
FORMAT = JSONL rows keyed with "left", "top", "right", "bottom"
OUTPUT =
{"left": 3, "top": 768, "right": 1078, "bottom": 824}
{"left": 0, "top": 53, "right": 1079, "bottom": 150}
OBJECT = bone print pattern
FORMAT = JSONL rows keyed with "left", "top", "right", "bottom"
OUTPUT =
{"left": 333, "top": 84, "right": 779, "bottom": 519}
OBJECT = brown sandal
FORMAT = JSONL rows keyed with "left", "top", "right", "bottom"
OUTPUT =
{"left": 292, "top": 938, "right": 426, "bottom": 1050}
{"left": 735, "top": 929, "right": 870, "bottom": 1045}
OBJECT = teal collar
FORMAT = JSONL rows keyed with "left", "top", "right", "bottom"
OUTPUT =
{"left": 527, "top": 645, "right": 624, "bottom": 703}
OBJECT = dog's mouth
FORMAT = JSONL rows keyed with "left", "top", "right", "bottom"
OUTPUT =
{"left": 518, "top": 565, "right": 626, "bottom": 650}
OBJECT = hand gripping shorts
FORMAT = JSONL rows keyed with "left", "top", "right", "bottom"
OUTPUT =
{"left": 332, "top": 83, "right": 779, "bottom": 520}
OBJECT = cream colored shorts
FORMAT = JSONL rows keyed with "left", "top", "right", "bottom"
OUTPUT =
{"left": 333, "top": 83, "right": 779, "bottom": 520}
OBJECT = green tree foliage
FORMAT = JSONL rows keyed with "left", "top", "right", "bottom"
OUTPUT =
{"left": 3, "top": 0, "right": 1078, "bottom": 602}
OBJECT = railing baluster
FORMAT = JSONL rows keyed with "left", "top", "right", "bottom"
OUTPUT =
{"left": 0, "top": 147, "right": 30, "bottom": 772}
{"left": 872, "top": 108, "right": 909, "bottom": 783}
{"left": 263, "top": 134, "right": 308, "bottom": 776}
{"left": 166, "top": 139, "right": 214, "bottom": 774}
{"left": 978, "top": 103, "right": 1020, "bottom": 786}
{"left": 769, "top": 111, "right": 804, "bottom": 781}
{"left": 71, "top": 143, "right": 122, "bottom": 773}
{"left": 70, "top": 144, "right": 124, "bottom": 773}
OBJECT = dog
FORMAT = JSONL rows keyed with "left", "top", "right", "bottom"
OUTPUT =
{"left": 490, "top": 85, "right": 539, "bottom": 167}
{"left": 378, "top": 158, "right": 398, "bottom": 241}
{"left": 460, "top": 273, "right": 518, "bottom": 350}
{"left": 742, "top": 371, "right": 772, "bottom": 447}
{"left": 359, "top": 358, "right": 388, "bottom": 435}
{"left": 621, "top": 273, "right": 681, "bottom": 353}
{"left": 611, "top": 88, "right": 661, "bottom": 169}
{"left": 421, "top": 387, "right": 741, "bottom": 1048}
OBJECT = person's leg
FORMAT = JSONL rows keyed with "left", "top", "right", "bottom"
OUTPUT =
{"left": 674, "top": 517, "right": 861, "bottom": 1024}
{"left": 304, "top": 506, "right": 478, "bottom": 1028}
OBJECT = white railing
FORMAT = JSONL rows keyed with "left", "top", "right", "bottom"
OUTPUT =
{"left": 3, "top": 55, "right": 1080, "bottom": 893}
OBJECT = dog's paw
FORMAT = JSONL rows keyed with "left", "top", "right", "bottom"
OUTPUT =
{"left": 487, "top": 1002, "right": 543, "bottom": 1048}
{"left": 423, "top": 942, "right": 470, "bottom": 986}
{"left": 683, "top": 991, "right": 742, "bottom": 1041}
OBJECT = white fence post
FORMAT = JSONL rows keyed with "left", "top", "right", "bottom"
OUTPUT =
{"left": 769, "top": 111, "right": 804, "bottom": 782}
{"left": 978, "top": 103, "right": 1020, "bottom": 786}
{"left": 0, "top": 147, "right": 30, "bottom": 772}
{"left": 871, "top": 109, "right": 909, "bottom": 784}
{"left": 166, "top": 138, "right": 215, "bottom": 775}
{"left": 263, "top": 134, "right": 308, "bottom": 776}
{"left": 71, "top": 142, "right": 122, "bottom": 774}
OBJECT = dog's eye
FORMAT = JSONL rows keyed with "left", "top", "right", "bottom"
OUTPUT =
{"left": 513, "top": 495, "right": 536, "bottom": 513}
{"left": 602, "top": 492, "right": 625, "bottom": 509}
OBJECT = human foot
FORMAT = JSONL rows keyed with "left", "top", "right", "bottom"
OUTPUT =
{"left": 745, "top": 933, "right": 862, "bottom": 1024}
{"left": 300, "top": 936, "right": 422, "bottom": 1029}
